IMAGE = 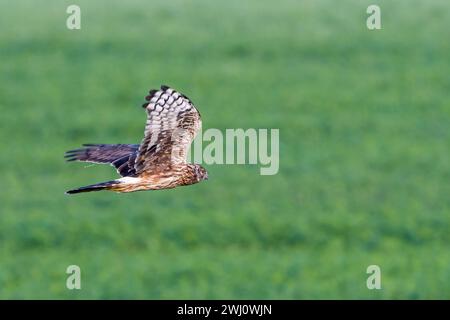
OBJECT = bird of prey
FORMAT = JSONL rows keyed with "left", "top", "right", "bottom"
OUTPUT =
{"left": 64, "top": 85, "right": 208, "bottom": 194}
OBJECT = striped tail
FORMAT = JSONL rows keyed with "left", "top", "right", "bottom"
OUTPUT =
{"left": 65, "top": 180, "right": 119, "bottom": 195}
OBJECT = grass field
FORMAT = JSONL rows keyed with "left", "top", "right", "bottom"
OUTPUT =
{"left": 0, "top": 0, "right": 449, "bottom": 299}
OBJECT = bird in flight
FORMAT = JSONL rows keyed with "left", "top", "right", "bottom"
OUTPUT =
{"left": 64, "top": 85, "right": 208, "bottom": 194}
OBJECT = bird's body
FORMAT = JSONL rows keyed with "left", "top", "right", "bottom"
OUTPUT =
{"left": 65, "top": 85, "right": 208, "bottom": 194}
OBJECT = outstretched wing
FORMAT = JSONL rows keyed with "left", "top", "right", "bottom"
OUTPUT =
{"left": 134, "top": 85, "right": 202, "bottom": 175}
{"left": 65, "top": 144, "right": 139, "bottom": 177}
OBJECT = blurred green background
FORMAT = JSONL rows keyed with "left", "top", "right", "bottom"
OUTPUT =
{"left": 0, "top": 0, "right": 449, "bottom": 299}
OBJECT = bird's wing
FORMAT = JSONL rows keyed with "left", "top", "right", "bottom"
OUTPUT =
{"left": 65, "top": 144, "right": 139, "bottom": 177}
{"left": 134, "top": 85, "right": 202, "bottom": 175}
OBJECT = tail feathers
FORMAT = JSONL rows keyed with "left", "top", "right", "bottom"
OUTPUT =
{"left": 65, "top": 180, "right": 118, "bottom": 195}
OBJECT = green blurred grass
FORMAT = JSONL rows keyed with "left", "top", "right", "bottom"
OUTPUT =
{"left": 0, "top": 0, "right": 449, "bottom": 299}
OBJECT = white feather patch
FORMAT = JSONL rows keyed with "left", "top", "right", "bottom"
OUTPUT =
{"left": 118, "top": 177, "right": 141, "bottom": 184}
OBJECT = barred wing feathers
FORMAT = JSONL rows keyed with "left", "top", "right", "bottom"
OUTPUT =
{"left": 64, "top": 144, "right": 139, "bottom": 177}
{"left": 134, "top": 85, "right": 202, "bottom": 175}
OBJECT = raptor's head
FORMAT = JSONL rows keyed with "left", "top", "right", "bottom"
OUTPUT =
{"left": 192, "top": 164, "right": 208, "bottom": 183}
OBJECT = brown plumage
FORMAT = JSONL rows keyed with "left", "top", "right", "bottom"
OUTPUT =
{"left": 65, "top": 85, "right": 208, "bottom": 194}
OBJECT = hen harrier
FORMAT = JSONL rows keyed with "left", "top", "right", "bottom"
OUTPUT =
{"left": 64, "top": 85, "right": 208, "bottom": 194}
